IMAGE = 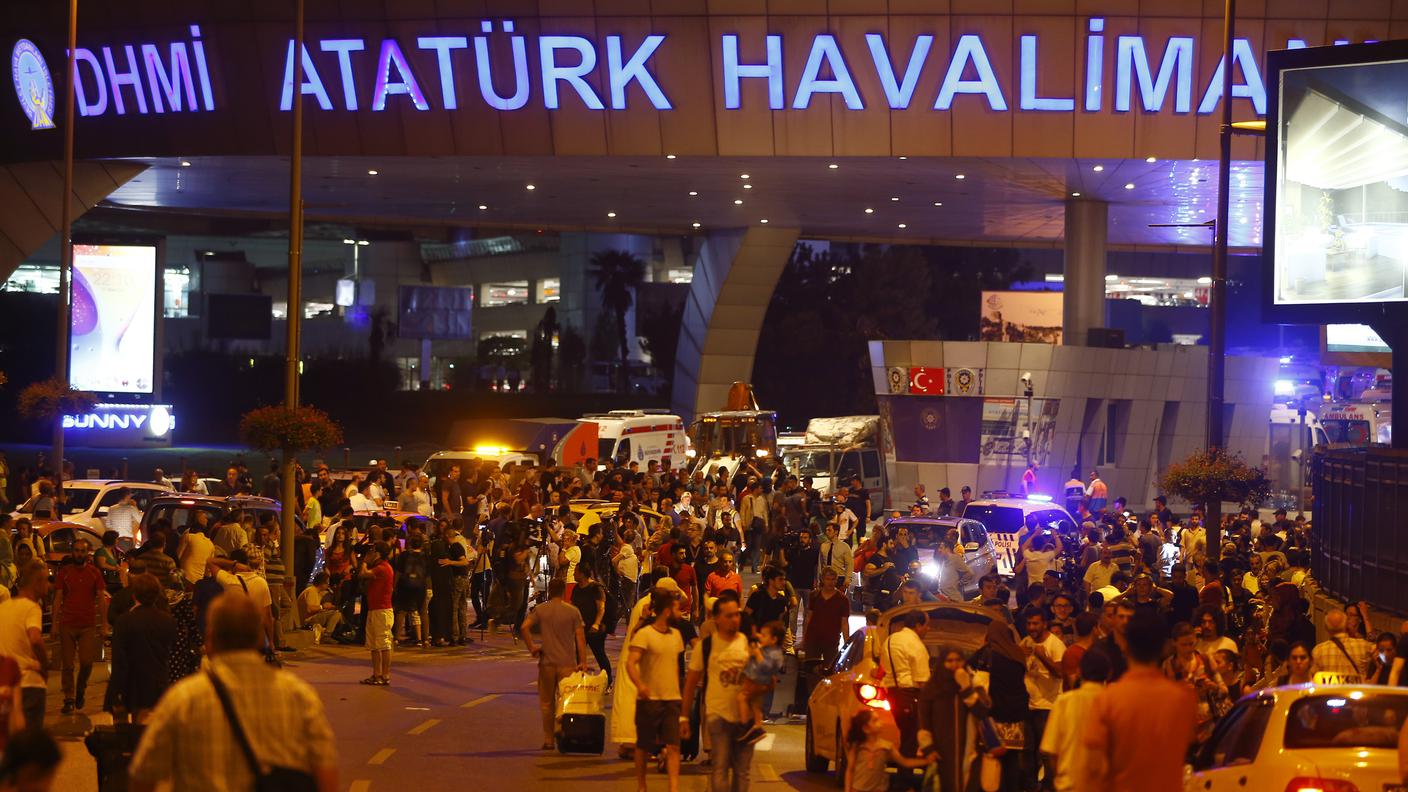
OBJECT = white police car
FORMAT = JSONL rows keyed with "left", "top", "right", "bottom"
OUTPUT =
{"left": 956, "top": 493, "right": 1078, "bottom": 576}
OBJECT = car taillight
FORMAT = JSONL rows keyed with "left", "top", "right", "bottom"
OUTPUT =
{"left": 853, "top": 683, "right": 890, "bottom": 711}
{"left": 1284, "top": 778, "right": 1359, "bottom": 792}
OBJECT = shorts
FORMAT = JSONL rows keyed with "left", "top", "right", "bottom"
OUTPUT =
{"left": 634, "top": 699, "right": 681, "bottom": 749}
{"left": 365, "top": 609, "right": 394, "bottom": 651}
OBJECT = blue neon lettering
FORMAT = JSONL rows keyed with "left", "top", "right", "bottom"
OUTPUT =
{"left": 1020, "top": 35, "right": 1073, "bottom": 111}
{"left": 474, "top": 22, "right": 530, "bottom": 110}
{"left": 280, "top": 41, "right": 332, "bottom": 111}
{"left": 865, "top": 33, "right": 931, "bottom": 110}
{"left": 320, "top": 39, "right": 366, "bottom": 110}
{"left": 189, "top": 25, "right": 215, "bottom": 111}
{"left": 102, "top": 45, "right": 148, "bottom": 115}
{"left": 1115, "top": 35, "right": 1193, "bottom": 113}
{"left": 1197, "top": 37, "right": 1265, "bottom": 115}
{"left": 793, "top": 34, "right": 863, "bottom": 109}
{"left": 141, "top": 43, "right": 198, "bottom": 113}
{"left": 372, "top": 39, "right": 430, "bottom": 111}
{"left": 539, "top": 36, "right": 604, "bottom": 110}
{"left": 935, "top": 34, "right": 1006, "bottom": 111}
{"left": 417, "top": 36, "right": 467, "bottom": 110}
{"left": 1085, "top": 18, "right": 1105, "bottom": 111}
{"left": 71, "top": 48, "right": 108, "bottom": 116}
{"left": 722, "top": 34, "right": 783, "bottom": 110}
{"left": 606, "top": 35, "right": 670, "bottom": 110}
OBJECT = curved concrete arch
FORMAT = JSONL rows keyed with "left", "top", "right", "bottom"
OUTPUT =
{"left": 671, "top": 226, "right": 798, "bottom": 421}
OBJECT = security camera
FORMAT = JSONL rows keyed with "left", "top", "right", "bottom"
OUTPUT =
{"left": 1020, "top": 371, "right": 1034, "bottom": 397}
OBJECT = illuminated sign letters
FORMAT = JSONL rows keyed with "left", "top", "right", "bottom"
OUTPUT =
{"left": 18, "top": 18, "right": 1380, "bottom": 125}
{"left": 62, "top": 404, "right": 175, "bottom": 448}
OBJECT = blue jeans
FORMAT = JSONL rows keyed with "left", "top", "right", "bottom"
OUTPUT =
{"left": 706, "top": 716, "right": 754, "bottom": 792}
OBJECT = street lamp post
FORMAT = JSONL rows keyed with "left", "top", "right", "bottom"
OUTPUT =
{"left": 1206, "top": 0, "right": 1237, "bottom": 552}
{"left": 280, "top": 0, "right": 307, "bottom": 587}
{"left": 52, "top": 0, "right": 79, "bottom": 498}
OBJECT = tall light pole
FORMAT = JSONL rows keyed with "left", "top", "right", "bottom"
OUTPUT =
{"left": 52, "top": 0, "right": 78, "bottom": 496}
{"left": 342, "top": 238, "right": 369, "bottom": 281}
{"left": 281, "top": 0, "right": 307, "bottom": 588}
{"left": 1206, "top": 0, "right": 1237, "bottom": 552}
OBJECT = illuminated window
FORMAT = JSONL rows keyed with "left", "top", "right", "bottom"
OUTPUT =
{"left": 666, "top": 268, "right": 694, "bottom": 284}
{"left": 536, "top": 277, "right": 561, "bottom": 304}
{"left": 164, "top": 267, "right": 192, "bottom": 317}
{"left": 2, "top": 264, "right": 59, "bottom": 293}
{"left": 480, "top": 281, "right": 529, "bottom": 307}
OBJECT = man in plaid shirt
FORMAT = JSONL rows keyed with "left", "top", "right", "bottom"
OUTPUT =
{"left": 1311, "top": 608, "right": 1376, "bottom": 683}
{"left": 129, "top": 594, "right": 338, "bottom": 792}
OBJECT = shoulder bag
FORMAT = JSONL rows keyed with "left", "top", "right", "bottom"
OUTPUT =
{"left": 206, "top": 669, "right": 317, "bottom": 792}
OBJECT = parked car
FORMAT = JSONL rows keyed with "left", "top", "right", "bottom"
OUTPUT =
{"left": 33, "top": 521, "right": 108, "bottom": 569}
{"left": 1187, "top": 684, "right": 1408, "bottom": 791}
{"left": 136, "top": 493, "right": 298, "bottom": 544}
{"left": 881, "top": 515, "right": 997, "bottom": 598}
{"left": 15, "top": 479, "right": 172, "bottom": 533}
{"left": 804, "top": 601, "right": 1005, "bottom": 778}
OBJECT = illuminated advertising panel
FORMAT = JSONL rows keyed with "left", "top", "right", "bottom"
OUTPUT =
{"left": 69, "top": 243, "right": 157, "bottom": 393}
{"left": 1268, "top": 46, "right": 1408, "bottom": 316}
{"left": 979, "top": 291, "right": 1063, "bottom": 343}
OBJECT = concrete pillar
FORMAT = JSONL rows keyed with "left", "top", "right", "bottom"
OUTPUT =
{"left": 1062, "top": 199, "right": 1108, "bottom": 346}
{"left": 0, "top": 160, "right": 146, "bottom": 282}
{"left": 670, "top": 226, "right": 799, "bottom": 421}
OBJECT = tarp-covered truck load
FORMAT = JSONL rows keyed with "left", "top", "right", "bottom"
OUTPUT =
{"left": 804, "top": 415, "right": 879, "bottom": 447}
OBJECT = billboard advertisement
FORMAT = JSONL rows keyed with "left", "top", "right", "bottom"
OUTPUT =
{"left": 398, "top": 285, "right": 474, "bottom": 340}
{"left": 979, "top": 291, "right": 1062, "bottom": 343}
{"left": 1270, "top": 52, "right": 1408, "bottom": 311}
{"left": 70, "top": 243, "right": 157, "bottom": 393}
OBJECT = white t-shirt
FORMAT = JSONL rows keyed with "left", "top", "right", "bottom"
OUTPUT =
{"left": 835, "top": 507, "right": 858, "bottom": 541}
{"left": 1024, "top": 547, "right": 1058, "bottom": 588}
{"left": 689, "top": 632, "right": 749, "bottom": 723}
{"left": 299, "top": 586, "right": 328, "bottom": 621}
{"left": 628, "top": 624, "right": 684, "bottom": 701}
{"left": 217, "top": 569, "right": 272, "bottom": 611}
{"left": 0, "top": 598, "right": 44, "bottom": 688}
{"left": 348, "top": 492, "right": 375, "bottom": 512}
{"left": 616, "top": 545, "right": 639, "bottom": 583}
{"left": 1021, "top": 632, "right": 1066, "bottom": 709}
{"left": 1196, "top": 635, "right": 1238, "bottom": 659}
{"left": 104, "top": 502, "right": 143, "bottom": 539}
{"left": 1039, "top": 683, "right": 1106, "bottom": 792}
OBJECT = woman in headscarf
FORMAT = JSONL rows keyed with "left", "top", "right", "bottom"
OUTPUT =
{"left": 918, "top": 648, "right": 975, "bottom": 792}
{"left": 972, "top": 618, "right": 1029, "bottom": 792}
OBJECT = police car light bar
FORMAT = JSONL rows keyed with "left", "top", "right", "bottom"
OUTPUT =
{"left": 1026, "top": 494, "right": 1053, "bottom": 502}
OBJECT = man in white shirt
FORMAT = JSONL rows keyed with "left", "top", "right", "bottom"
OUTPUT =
{"left": 348, "top": 481, "right": 376, "bottom": 512}
{"left": 0, "top": 561, "right": 49, "bottom": 728}
{"left": 682, "top": 591, "right": 754, "bottom": 791}
{"left": 833, "top": 500, "right": 859, "bottom": 544}
{"left": 210, "top": 553, "right": 275, "bottom": 651}
{"left": 1083, "top": 546, "right": 1118, "bottom": 595}
{"left": 1179, "top": 518, "right": 1206, "bottom": 565}
{"left": 880, "top": 610, "right": 930, "bottom": 757}
{"left": 1021, "top": 608, "right": 1066, "bottom": 789}
{"left": 401, "top": 477, "right": 432, "bottom": 517}
{"left": 1040, "top": 649, "right": 1110, "bottom": 791}
{"left": 103, "top": 489, "right": 143, "bottom": 542}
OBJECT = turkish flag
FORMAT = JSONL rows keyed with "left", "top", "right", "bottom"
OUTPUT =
{"left": 909, "top": 367, "right": 944, "bottom": 395}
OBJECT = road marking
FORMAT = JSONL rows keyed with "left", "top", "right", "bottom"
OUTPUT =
{"left": 367, "top": 748, "right": 395, "bottom": 765}
{"left": 754, "top": 733, "right": 776, "bottom": 752}
{"left": 349, "top": 781, "right": 371, "bottom": 792}
{"left": 462, "top": 694, "right": 501, "bottom": 709}
{"left": 757, "top": 763, "right": 781, "bottom": 782}
{"left": 406, "top": 718, "right": 441, "bottom": 735}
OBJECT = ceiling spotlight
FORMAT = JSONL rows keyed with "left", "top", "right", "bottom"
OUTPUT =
{"left": 525, "top": 183, "right": 536, "bottom": 190}
{"left": 1092, "top": 165, "right": 1104, "bottom": 172}
{"left": 760, "top": 218, "right": 769, "bottom": 224}
{"left": 607, "top": 211, "right": 617, "bottom": 218}
{"left": 688, "top": 190, "right": 698, "bottom": 196}
{"left": 933, "top": 202, "right": 943, "bottom": 207}
{"left": 740, "top": 173, "right": 750, "bottom": 180}
{"left": 743, "top": 184, "right": 753, "bottom": 189}
{"left": 1145, "top": 156, "right": 1157, "bottom": 163}
{"left": 864, "top": 208, "right": 874, "bottom": 214}
{"left": 666, "top": 154, "right": 677, "bottom": 159}
{"left": 890, "top": 197, "right": 900, "bottom": 202}
{"left": 898, "top": 156, "right": 908, "bottom": 160}
{"left": 691, "top": 222, "right": 701, "bottom": 228}
{"left": 180, "top": 160, "right": 192, "bottom": 167}
{"left": 478, "top": 204, "right": 487, "bottom": 210}
{"left": 733, "top": 199, "right": 743, "bottom": 205}
{"left": 1071, "top": 192, "right": 1081, "bottom": 197}
{"left": 897, "top": 223, "right": 908, "bottom": 229}
{"left": 955, "top": 174, "right": 966, "bottom": 180}
{"left": 367, "top": 169, "right": 379, "bottom": 176}
{"left": 1124, "top": 183, "right": 1135, "bottom": 190}
{"left": 827, "top": 163, "right": 839, "bottom": 169}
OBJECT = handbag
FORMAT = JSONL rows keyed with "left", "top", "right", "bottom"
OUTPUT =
{"left": 206, "top": 670, "right": 317, "bottom": 792}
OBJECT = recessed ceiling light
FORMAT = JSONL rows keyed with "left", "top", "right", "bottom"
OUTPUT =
{"left": 933, "top": 202, "right": 943, "bottom": 207}
{"left": 760, "top": 218, "right": 768, "bottom": 224}
{"left": 898, "top": 156, "right": 908, "bottom": 160}
{"left": 864, "top": 208, "right": 874, "bottom": 214}
{"left": 743, "top": 184, "right": 753, "bottom": 189}
{"left": 740, "top": 173, "right": 750, "bottom": 180}
{"left": 1092, "top": 165, "right": 1104, "bottom": 172}
{"left": 733, "top": 199, "right": 743, "bottom": 205}
{"left": 827, "top": 163, "right": 839, "bottom": 170}
{"left": 890, "top": 197, "right": 899, "bottom": 202}
{"left": 1071, "top": 192, "right": 1081, "bottom": 197}
{"left": 955, "top": 174, "right": 966, "bottom": 180}
{"left": 607, "top": 211, "right": 617, "bottom": 218}
{"left": 897, "top": 223, "right": 908, "bottom": 229}
{"left": 525, "top": 183, "right": 535, "bottom": 190}
{"left": 666, "top": 154, "right": 677, "bottom": 159}
{"left": 367, "top": 169, "right": 379, "bottom": 176}
{"left": 180, "top": 160, "right": 192, "bottom": 167}
{"left": 1124, "top": 183, "right": 1135, "bottom": 190}
{"left": 478, "top": 204, "right": 487, "bottom": 210}
{"left": 1145, "top": 156, "right": 1157, "bottom": 163}
{"left": 688, "top": 191, "right": 698, "bottom": 196}
{"left": 691, "top": 222, "right": 701, "bottom": 228}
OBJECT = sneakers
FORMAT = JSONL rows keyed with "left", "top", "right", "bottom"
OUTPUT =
{"left": 61, "top": 700, "right": 74, "bottom": 715}
{"left": 75, "top": 694, "right": 85, "bottom": 711}
{"left": 737, "top": 725, "right": 766, "bottom": 745}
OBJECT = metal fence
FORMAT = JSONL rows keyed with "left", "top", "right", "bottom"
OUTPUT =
{"left": 1312, "top": 446, "right": 1408, "bottom": 612}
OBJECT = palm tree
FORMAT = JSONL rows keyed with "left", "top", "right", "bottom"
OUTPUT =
{"left": 588, "top": 249, "right": 647, "bottom": 388}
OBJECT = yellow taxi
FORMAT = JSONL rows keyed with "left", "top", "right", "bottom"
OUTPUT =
{"left": 568, "top": 501, "right": 670, "bottom": 535}
{"left": 804, "top": 601, "right": 1004, "bottom": 777}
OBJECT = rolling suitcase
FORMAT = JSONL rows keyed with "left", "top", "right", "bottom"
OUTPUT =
{"left": 85, "top": 722, "right": 145, "bottom": 792}
{"left": 556, "top": 670, "right": 608, "bottom": 754}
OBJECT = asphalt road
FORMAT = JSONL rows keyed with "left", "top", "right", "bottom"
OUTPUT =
{"left": 46, "top": 628, "right": 840, "bottom": 791}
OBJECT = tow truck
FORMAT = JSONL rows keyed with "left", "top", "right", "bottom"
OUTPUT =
{"left": 686, "top": 382, "right": 779, "bottom": 480}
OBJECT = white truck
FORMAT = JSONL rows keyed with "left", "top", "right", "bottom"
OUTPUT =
{"left": 780, "top": 415, "right": 887, "bottom": 514}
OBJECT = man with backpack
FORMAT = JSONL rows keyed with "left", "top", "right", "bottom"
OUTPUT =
{"left": 571, "top": 564, "right": 612, "bottom": 686}
{"left": 682, "top": 591, "right": 755, "bottom": 792}
{"left": 394, "top": 536, "right": 430, "bottom": 647}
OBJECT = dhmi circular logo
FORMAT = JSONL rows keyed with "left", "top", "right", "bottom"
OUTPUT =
{"left": 11, "top": 39, "right": 54, "bottom": 130}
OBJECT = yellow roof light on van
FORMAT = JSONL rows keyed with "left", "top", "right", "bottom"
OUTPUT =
{"left": 473, "top": 445, "right": 506, "bottom": 456}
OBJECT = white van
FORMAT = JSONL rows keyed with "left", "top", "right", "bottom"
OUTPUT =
{"left": 581, "top": 410, "right": 687, "bottom": 470}
{"left": 421, "top": 447, "right": 538, "bottom": 489}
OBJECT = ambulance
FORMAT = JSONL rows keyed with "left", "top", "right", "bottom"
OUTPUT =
{"left": 581, "top": 410, "right": 688, "bottom": 470}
